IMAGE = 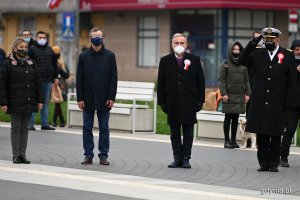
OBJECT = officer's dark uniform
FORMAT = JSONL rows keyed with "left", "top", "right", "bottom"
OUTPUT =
{"left": 239, "top": 27, "right": 297, "bottom": 172}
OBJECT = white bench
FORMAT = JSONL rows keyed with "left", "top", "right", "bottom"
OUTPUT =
{"left": 67, "top": 81, "right": 157, "bottom": 133}
{"left": 196, "top": 110, "right": 246, "bottom": 140}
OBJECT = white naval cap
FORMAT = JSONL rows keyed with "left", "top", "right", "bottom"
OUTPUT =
{"left": 261, "top": 27, "right": 282, "bottom": 38}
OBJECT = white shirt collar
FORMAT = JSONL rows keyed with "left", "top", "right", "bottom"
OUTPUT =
{"left": 268, "top": 45, "right": 279, "bottom": 61}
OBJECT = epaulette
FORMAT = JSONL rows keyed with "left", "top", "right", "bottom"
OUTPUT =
{"left": 286, "top": 48, "right": 293, "bottom": 52}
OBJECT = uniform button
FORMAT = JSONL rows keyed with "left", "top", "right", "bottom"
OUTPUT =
{"left": 26, "top": 71, "right": 28, "bottom": 73}
{"left": 265, "top": 102, "right": 268, "bottom": 105}
{"left": 267, "top": 90, "right": 269, "bottom": 93}
{"left": 269, "top": 66, "right": 272, "bottom": 68}
{"left": 28, "top": 98, "right": 30, "bottom": 100}
{"left": 27, "top": 84, "right": 29, "bottom": 87}
{"left": 268, "top": 78, "right": 271, "bottom": 80}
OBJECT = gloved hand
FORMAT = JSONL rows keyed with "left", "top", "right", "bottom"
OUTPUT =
{"left": 250, "top": 35, "right": 263, "bottom": 46}
{"left": 196, "top": 103, "right": 203, "bottom": 112}
{"left": 161, "top": 104, "right": 168, "bottom": 114}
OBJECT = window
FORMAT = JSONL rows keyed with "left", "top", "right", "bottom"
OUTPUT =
{"left": 19, "top": 16, "right": 36, "bottom": 35}
{"left": 228, "top": 10, "right": 274, "bottom": 46}
{"left": 138, "top": 16, "right": 159, "bottom": 67}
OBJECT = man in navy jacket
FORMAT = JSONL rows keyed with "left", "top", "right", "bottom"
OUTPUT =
{"left": 76, "top": 27, "right": 118, "bottom": 165}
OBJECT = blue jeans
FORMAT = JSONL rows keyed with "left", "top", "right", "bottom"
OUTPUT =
{"left": 29, "top": 82, "right": 52, "bottom": 127}
{"left": 83, "top": 109, "right": 110, "bottom": 160}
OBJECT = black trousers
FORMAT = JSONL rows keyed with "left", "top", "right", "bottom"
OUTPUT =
{"left": 169, "top": 124, "right": 194, "bottom": 159}
{"left": 281, "top": 107, "right": 300, "bottom": 159}
{"left": 223, "top": 113, "right": 239, "bottom": 141}
{"left": 53, "top": 103, "right": 65, "bottom": 124}
{"left": 257, "top": 134, "right": 281, "bottom": 168}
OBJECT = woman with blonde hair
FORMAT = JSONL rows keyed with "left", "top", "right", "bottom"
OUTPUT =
{"left": 52, "top": 45, "right": 69, "bottom": 127}
{"left": 0, "top": 37, "right": 43, "bottom": 164}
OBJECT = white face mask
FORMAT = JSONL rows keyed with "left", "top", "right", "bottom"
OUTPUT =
{"left": 37, "top": 39, "right": 47, "bottom": 46}
{"left": 174, "top": 45, "right": 185, "bottom": 54}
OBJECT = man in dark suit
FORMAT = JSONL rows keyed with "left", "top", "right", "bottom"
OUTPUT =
{"left": 239, "top": 27, "right": 297, "bottom": 172}
{"left": 280, "top": 39, "right": 300, "bottom": 167}
{"left": 76, "top": 27, "right": 118, "bottom": 166}
{"left": 157, "top": 33, "right": 205, "bottom": 168}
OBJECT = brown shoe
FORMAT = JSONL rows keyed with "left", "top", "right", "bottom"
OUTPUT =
{"left": 81, "top": 157, "right": 92, "bottom": 165}
{"left": 100, "top": 159, "right": 110, "bottom": 165}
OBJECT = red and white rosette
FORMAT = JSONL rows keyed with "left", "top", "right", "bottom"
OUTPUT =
{"left": 184, "top": 59, "right": 191, "bottom": 70}
{"left": 277, "top": 53, "right": 284, "bottom": 64}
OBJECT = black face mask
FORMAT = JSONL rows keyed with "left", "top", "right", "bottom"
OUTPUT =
{"left": 16, "top": 49, "right": 28, "bottom": 58}
{"left": 232, "top": 53, "right": 240, "bottom": 58}
{"left": 265, "top": 42, "right": 276, "bottom": 51}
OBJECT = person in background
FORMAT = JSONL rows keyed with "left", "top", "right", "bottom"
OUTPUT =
{"left": 76, "top": 27, "right": 117, "bottom": 165}
{"left": 219, "top": 42, "right": 251, "bottom": 149}
{"left": 0, "top": 47, "right": 6, "bottom": 65}
{"left": 157, "top": 33, "right": 205, "bottom": 168}
{"left": 0, "top": 37, "right": 43, "bottom": 164}
{"left": 22, "top": 30, "right": 35, "bottom": 48}
{"left": 239, "top": 27, "right": 297, "bottom": 172}
{"left": 280, "top": 39, "right": 300, "bottom": 167}
{"left": 52, "top": 45, "right": 69, "bottom": 127}
{"left": 28, "top": 31, "right": 58, "bottom": 131}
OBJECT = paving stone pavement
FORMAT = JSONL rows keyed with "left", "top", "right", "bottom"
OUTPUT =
{"left": 0, "top": 123, "right": 300, "bottom": 199}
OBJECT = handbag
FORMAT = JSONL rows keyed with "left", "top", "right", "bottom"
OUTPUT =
{"left": 51, "top": 83, "right": 63, "bottom": 103}
{"left": 204, "top": 91, "right": 217, "bottom": 111}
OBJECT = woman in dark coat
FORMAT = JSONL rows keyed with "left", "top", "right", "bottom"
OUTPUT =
{"left": 52, "top": 46, "right": 69, "bottom": 127}
{"left": 219, "top": 42, "right": 251, "bottom": 149}
{"left": 0, "top": 37, "right": 43, "bottom": 164}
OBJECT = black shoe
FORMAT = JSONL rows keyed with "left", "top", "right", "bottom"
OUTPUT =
{"left": 28, "top": 126, "right": 36, "bottom": 131}
{"left": 81, "top": 157, "right": 93, "bottom": 165}
{"left": 224, "top": 141, "right": 234, "bottom": 149}
{"left": 280, "top": 159, "right": 290, "bottom": 167}
{"left": 41, "top": 126, "right": 55, "bottom": 130}
{"left": 168, "top": 159, "right": 183, "bottom": 168}
{"left": 13, "top": 156, "right": 21, "bottom": 164}
{"left": 257, "top": 166, "right": 269, "bottom": 172}
{"left": 182, "top": 159, "right": 191, "bottom": 168}
{"left": 231, "top": 141, "right": 240, "bottom": 148}
{"left": 100, "top": 159, "right": 110, "bottom": 165}
{"left": 52, "top": 123, "right": 57, "bottom": 127}
{"left": 20, "top": 155, "right": 30, "bottom": 164}
{"left": 59, "top": 124, "right": 65, "bottom": 127}
{"left": 269, "top": 167, "right": 279, "bottom": 172}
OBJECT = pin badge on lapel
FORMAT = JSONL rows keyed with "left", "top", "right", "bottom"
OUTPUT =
{"left": 277, "top": 53, "right": 284, "bottom": 64}
{"left": 184, "top": 59, "right": 191, "bottom": 70}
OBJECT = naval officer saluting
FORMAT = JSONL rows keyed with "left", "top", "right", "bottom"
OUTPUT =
{"left": 239, "top": 27, "right": 297, "bottom": 172}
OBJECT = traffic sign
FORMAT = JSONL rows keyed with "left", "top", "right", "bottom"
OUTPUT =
{"left": 289, "top": 9, "right": 298, "bottom": 33}
{"left": 62, "top": 12, "right": 75, "bottom": 39}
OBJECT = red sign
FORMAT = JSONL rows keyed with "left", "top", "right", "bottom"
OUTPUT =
{"left": 47, "top": 0, "right": 64, "bottom": 10}
{"left": 80, "top": 0, "right": 300, "bottom": 11}
{"left": 289, "top": 9, "right": 298, "bottom": 23}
